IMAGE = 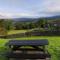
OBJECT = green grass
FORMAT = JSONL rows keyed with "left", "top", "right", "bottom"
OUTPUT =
{"left": 8, "top": 30, "right": 27, "bottom": 35}
{"left": 0, "top": 36, "right": 60, "bottom": 60}
{"left": 7, "top": 29, "right": 34, "bottom": 35}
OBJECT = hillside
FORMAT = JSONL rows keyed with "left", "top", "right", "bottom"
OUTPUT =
{"left": 12, "top": 15, "right": 60, "bottom": 22}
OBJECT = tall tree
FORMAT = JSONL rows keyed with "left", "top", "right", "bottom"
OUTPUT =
{"left": 0, "top": 19, "right": 7, "bottom": 36}
{"left": 5, "top": 20, "right": 14, "bottom": 30}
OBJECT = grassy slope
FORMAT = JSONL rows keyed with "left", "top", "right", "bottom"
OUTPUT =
{"left": 8, "top": 30, "right": 27, "bottom": 35}
{"left": 7, "top": 29, "right": 35, "bottom": 35}
{"left": 0, "top": 36, "right": 60, "bottom": 60}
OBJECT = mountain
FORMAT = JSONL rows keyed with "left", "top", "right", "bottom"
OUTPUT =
{"left": 0, "top": 15, "right": 60, "bottom": 21}
{"left": 12, "top": 18, "right": 38, "bottom": 22}
{"left": 13, "top": 15, "right": 60, "bottom": 22}
{"left": 44, "top": 15, "right": 60, "bottom": 20}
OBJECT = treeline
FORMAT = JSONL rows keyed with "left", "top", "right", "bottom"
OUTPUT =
{"left": 0, "top": 18, "right": 60, "bottom": 31}
{"left": 0, "top": 18, "right": 46, "bottom": 30}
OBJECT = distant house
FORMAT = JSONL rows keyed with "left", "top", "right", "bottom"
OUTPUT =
{"left": 48, "top": 20, "right": 60, "bottom": 27}
{"left": 43, "top": 20, "right": 60, "bottom": 31}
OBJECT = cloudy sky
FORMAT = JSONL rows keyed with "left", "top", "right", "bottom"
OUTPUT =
{"left": 0, "top": 0, "right": 60, "bottom": 18}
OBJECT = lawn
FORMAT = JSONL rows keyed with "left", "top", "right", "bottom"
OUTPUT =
{"left": 8, "top": 30, "right": 27, "bottom": 35}
{"left": 0, "top": 36, "right": 60, "bottom": 60}
{"left": 7, "top": 29, "right": 33, "bottom": 35}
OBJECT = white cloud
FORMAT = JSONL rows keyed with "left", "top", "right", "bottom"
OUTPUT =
{"left": 0, "top": 12, "right": 39, "bottom": 18}
{"left": 42, "top": 0, "right": 60, "bottom": 13}
{"left": 0, "top": 0, "right": 60, "bottom": 18}
{"left": 33, "top": 0, "right": 60, "bottom": 17}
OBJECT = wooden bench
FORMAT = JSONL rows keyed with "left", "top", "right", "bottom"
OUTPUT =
{"left": 6, "top": 39, "right": 51, "bottom": 60}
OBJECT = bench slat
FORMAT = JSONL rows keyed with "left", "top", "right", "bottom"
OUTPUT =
{"left": 6, "top": 39, "right": 48, "bottom": 46}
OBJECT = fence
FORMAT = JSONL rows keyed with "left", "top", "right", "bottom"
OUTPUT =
{"left": 0, "top": 30, "right": 60, "bottom": 38}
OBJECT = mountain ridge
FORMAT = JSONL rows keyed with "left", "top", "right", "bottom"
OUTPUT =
{"left": 0, "top": 15, "right": 60, "bottom": 21}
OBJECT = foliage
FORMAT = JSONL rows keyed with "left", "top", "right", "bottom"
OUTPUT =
{"left": 0, "top": 18, "right": 60, "bottom": 31}
{"left": 0, "top": 19, "right": 7, "bottom": 36}
{"left": 4, "top": 20, "right": 14, "bottom": 30}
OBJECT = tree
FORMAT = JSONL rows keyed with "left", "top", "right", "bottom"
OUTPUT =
{"left": 0, "top": 19, "right": 7, "bottom": 37}
{"left": 5, "top": 20, "right": 14, "bottom": 30}
{"left": 37, "top": 18, "right": 46, "bottom": 28}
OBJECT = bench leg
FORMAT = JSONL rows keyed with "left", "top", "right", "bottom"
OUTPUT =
{"left": 6, "top": 57, "right": 9, "bottom": 60}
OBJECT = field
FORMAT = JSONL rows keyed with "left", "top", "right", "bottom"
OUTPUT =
{"left": 7, "top": 29, "right": 33, "bottom": 35}
{"left": 8, "top": 30, "right": 27, "bottom": 35}
{"left": 0, "top": 36, "right": 60, "bottom": 60}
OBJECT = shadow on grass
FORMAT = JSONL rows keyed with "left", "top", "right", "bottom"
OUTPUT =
{"left": 0, "top": 45, "right": 60, "bottom": 60}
